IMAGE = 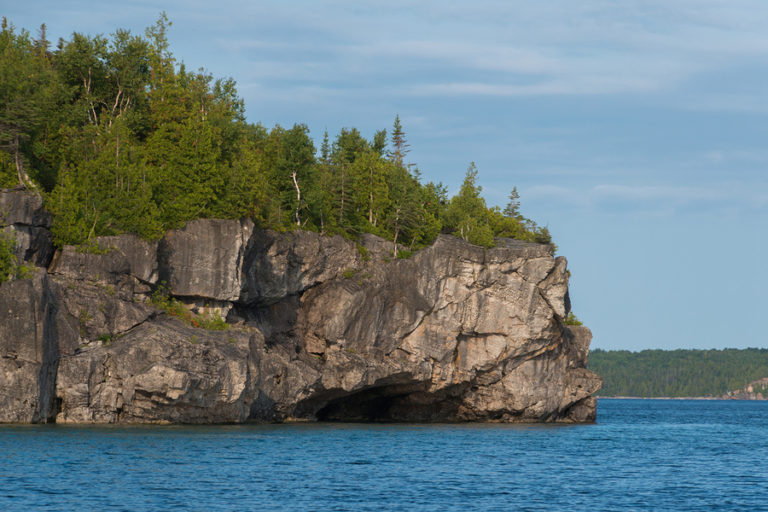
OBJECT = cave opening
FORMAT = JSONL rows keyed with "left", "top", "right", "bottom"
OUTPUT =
{"left": 310, "top": 383, "right": 463, "bottom": 423}
{"left": 315, "top": 388, "right": 407, "bottom": 422}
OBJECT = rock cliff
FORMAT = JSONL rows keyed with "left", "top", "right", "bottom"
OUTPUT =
{"left": 0, "top": 189, "right": 601, "bottom": 424}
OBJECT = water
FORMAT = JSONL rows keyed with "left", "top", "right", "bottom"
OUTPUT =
{"left": 0, "top": 400, "right": 766, "bottom": 511}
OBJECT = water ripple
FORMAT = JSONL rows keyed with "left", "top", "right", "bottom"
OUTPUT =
{"left": 0, "top": 400, "right": 766, "bottom": 510}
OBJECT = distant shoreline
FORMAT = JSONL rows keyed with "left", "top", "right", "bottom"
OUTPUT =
{"left": 597, "top": 396, "right": 766, "bottom": 401}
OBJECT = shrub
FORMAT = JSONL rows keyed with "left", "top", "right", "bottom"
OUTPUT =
{"left": 356, "top": 244, "right": 371, "bottom": 261}
{"left": 150, "top": 282, "right": 229, "bottom": 331}
{"left": 565, "top": 312, "right": 583, "bottom": 326}
{"left": 0, "top": 232, "right": 16, "bottom": 284}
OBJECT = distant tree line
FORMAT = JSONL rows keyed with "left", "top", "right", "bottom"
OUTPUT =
{"left": 0, "top": 15, "right": 552, "bottom": 255}
{"left": 589, "top": 348, "right": 768, "bottom": 397}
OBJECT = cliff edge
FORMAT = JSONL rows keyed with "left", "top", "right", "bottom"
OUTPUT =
{"left": 1, "top": 189, "right": 601, "bottom": 424}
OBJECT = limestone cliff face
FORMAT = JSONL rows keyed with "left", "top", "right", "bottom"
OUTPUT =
{"left": 0, "top": 190, "right": 601, "bottom": 424}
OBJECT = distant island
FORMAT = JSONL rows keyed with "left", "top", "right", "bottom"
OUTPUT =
{"left": 589, "top": 348, "right": 768, "bottom": 399}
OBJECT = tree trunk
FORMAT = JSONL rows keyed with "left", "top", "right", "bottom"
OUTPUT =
{"left": 13, "top": 136, "right": 28, "bottom": 189}
{"left": 339, "top": 164, "right": 345, "bottom": 224}
{"left": 291, "top": 171, "right": 302, "bottom": 226}
{"left": 369, "top": 165, "right": 374, "bottom": 224}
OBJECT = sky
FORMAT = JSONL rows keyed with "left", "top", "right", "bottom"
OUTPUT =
{"left": 5, "top": 1, "right": 768, "bottom": 351}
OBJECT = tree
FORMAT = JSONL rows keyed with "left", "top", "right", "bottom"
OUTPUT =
{"left": 0, "top": 16, "right": 556, "bottom": 256}
{"left": 443, "top": 163, "right": 494, "bottom": 247}
{"left": 503, "top": 187, "right": 520, "bottom": 218}
{"left": 389, "top": 114, "right": 409, "bottom": 167}
{"left": 371, "top": 129, "right": 387, "bottom": 155}
{"left": 352, "top": 149, "right": 389, "bottom": 228}
{"left": 0, "top": 19, "right": 52, "bottom": 188}
{"left": 384, "top": 162, "right": 421, "bottom": 257}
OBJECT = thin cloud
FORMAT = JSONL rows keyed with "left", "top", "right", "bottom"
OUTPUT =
{"left": 526, "top": 182, "right": 768, "bottom": 214}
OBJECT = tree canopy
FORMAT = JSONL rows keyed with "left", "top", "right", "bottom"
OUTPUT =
{"left": 0, "top": 16, "right": 552, "bottom": 253}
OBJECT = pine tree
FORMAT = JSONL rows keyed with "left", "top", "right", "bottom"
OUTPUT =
{"left": 389, "top": 115, "right": 409, "bottom": 167}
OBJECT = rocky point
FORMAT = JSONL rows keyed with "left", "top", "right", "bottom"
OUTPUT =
{"left": 0, "top": 189, "right": 601, "bottom": 424}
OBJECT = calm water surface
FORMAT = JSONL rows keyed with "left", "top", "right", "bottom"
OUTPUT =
{"left": 1, "top": 400, "right": 766, "bottom": 511}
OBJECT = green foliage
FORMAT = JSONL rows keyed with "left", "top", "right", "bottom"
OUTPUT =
{"left": 150, "top": 283, "right": 228, "bottom": 330}
{"left": 356, "top": 244, "right": 371, "bottom": 261}
{"left": 2, "top": 16, "right": 555, "bottom": 255}
{"left": 564, "top": 312, "right": 583, "bottom": 326}
{"left": 589, "top": 348, "right": 768, "bottom": 397}
{"left": 0, "top": 231, "right": 16, "bottom": 283}
{"left": 0, "top": 229, "right": 35, "bottom": 283}
{"left": 342, "top": 268, "right": 358, "bottom": 279}
{"left": 14, "top": 262, "right": 35, "bottom": 279}
{"left": 442, "top": 163, "right": 494, "bottom": 247}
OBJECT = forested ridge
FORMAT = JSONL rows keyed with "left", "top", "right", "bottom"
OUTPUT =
{"left": 589, "top": 348, "right": 768, "bottom": 397}
{"left": 0, "top": 15, "right": 551, "bottom": 255}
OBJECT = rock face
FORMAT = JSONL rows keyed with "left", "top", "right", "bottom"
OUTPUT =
{"left": 0, "top": 188, "right": 54, "bottom": 267}
{"left": 0, "top": 273, "right": 78, "bottom": 422}
{"left": 0, "top": 189, "right": 601, "bottom": 424}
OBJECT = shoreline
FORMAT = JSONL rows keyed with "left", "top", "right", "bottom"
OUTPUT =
{"left": 597, "top": 396, "right": 767, "bottom": 401}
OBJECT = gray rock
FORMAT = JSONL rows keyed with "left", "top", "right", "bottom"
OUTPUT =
{"left": 0, "top": 215, "right": 602, "bottom": 424}
{"left": 49, "top": 245, "right": 132, "bottom": 282}
{"left": 97, "top": 235, "right": 158, "bottom": 284}
{"left": 158, "top": 219, "right": 253, "bottom": 301}
{"left": 0, "top": 189, "right": 51, "bottom": 228}
{"left": 278, "top": 233, "right": 600, "bottom": 422}
{"left": 0, "top": 190, "right": 54, "bottom": 267}
{"left": 0, "top": 272, "right": 78, "bottom": 423}
{"left": 56, "top": 319, "right": 255, "bottom": 424}
{"left": 240, "top": 229, "right": 359, "bottom": 304}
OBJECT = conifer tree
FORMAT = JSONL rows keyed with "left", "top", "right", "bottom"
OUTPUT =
{"left": 389, "top": 115, "right": 409, "bottom": 167}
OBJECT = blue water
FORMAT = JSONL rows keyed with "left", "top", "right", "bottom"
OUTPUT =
{"left": 1, "top": 400, "right": 766, "bottom": 511}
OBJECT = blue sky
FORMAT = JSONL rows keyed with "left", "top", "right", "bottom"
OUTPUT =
{"left": 6, "top": 1, "right": 768, "bottom": 350}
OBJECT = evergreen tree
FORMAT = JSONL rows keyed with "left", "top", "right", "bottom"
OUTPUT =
{"left": 0, "top": 19, "right": 52, "bottom": 188}
{"left": 0, "top": 15, "right": 555, "bottom": 255}
{"left": 389, "top": 114, "right": 409, "bottom": 167}
{"left": 371, "top": 129, "right": 387, "bottom": 155}
{"left": 443, "top": 163, "right": 494, "bottom": 247}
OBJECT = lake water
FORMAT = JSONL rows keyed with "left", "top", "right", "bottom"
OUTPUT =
{"left": 1, "top": 399, "right": 766, "bottom": 511}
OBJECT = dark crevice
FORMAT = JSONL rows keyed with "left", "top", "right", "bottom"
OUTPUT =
{"left": 48, "top": 397, "right": 62, "bottom": 423}
{"left": 306, "top": 382, "right": 468, "bottom": 423}
{"left": 316, "top": 392, "right": 406, "bottom": 422}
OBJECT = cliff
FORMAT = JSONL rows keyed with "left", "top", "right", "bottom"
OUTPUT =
{"left": 1, "top": 189, "right": 601, "bottom": 424}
